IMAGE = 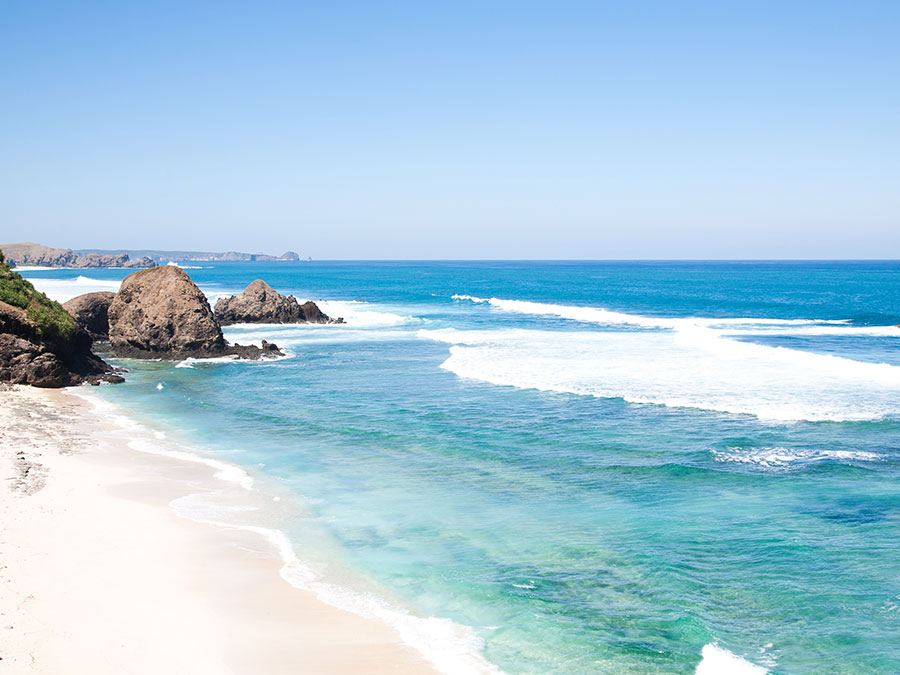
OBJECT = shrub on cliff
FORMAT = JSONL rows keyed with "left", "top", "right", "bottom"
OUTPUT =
{"left": 0, "top": 253, "right": 75, "bottom": 341}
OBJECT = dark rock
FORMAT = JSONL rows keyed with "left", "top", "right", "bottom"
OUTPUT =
{"left": 300, "top": 300, "right": 343, "bottom": 324}
{"left": 108, "top": 266, "right": 225, "bottom": 356}
{"left": 107, "top": 267, "right": 283, "bottom": 360}
{"left": 63, "top": 292, "right": 116, "bottom": 340}
{"left": 214, "top": 279, "right": 341, "bottom": 325}
{"left": 0, "top": 301, "right": 119, "bottom": 388}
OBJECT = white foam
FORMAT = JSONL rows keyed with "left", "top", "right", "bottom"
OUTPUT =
{"left": 696, "top": 643, "right": 768, "bottom": 674}
{"left": 175, "top": 355, "right": 240, "bottom": 368}
{"left": 170, "top": 493, "right": 500, "bottom": 675}
{"left": 67, "top": 390, "right": 255, "bottom": 490}
{"left": 418, "top": 327, "right": 900, "bottom": 422}
{"left": 452, "top": 294, "right": 489, "bottom": 303}
{"left": 223, "top": 325, "right": 418, "bottom": 348}
{"left": 316, "top": 300, "right": 418, "bottom": 328}
{"left": 713, "top": 447, "right": 883, "bottom": 469}
{"left": 25, "top": 275, "right": 123, "bottom": 303}
{"left": 476, "top": 296, "right": 851, "bottom": 331}
{"left": 12, "top": 265, "right": 65, "bottom": 271}
{"left": 723, "top": 325, "right": 900, "bottom": 338}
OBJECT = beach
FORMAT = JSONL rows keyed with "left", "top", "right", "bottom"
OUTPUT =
{"left": 0, "top": 385, "right": 434, "bottom": 674}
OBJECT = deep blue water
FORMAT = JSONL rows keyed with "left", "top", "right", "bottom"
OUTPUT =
{"left": 23, "top": 261, "right": 900, "bottom": 673}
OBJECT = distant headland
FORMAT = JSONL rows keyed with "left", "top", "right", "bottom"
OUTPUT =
{"left": 0, "top": 242, "right": 300, "bottom": 268}
{"left": 76, "top": 248, "right": 301, "bottom": 263}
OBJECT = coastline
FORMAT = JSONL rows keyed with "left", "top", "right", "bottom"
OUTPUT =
{"left": 0, "top": 385, "right": 436, "bottom": 674}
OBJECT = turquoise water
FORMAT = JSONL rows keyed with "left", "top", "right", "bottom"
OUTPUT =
{"left": 24, "top": 262, "right": 900, "bottom": 673}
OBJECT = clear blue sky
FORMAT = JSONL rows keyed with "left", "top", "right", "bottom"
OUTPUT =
{"left": 2, "top": 1, "right": 898, "bottom": 259}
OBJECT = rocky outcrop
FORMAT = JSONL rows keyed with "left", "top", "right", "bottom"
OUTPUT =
{"left": 299, "top": 301, "right": 335, "bottom": 323}
{"left": 214, "top": 279, "right": 342, "bottom": 325}
{"left": 107, "top": 266, "right": 281, "bottom": 359}
{"left": 0, "top": 263, "right": 121, "bottom": 387}
{"left": 0, "top": 242, "right": 79, "bottom": 267}
{"left": 108, "top": 266, "right": 225, "bottom": 355}
{"left": 74, "top": 253, "right": 129, "bottom": 268}
{"left": 0, "top": 242, "right": 157, "bottom": 269}
{"left": 123, "top": 256, "right": 156, "bottom": 269}
{"left": 63, "top": 292, "right": 116, "bottom": 340}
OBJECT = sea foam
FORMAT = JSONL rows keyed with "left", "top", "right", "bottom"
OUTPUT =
{"left": 696, "top": 643, "right": 768, "bottom": 674}
{"left": 317, "top": 300, "right": 418, "bottom": 328}
{"left": 712, "top": 446, "right": 884, "bottom": 470}
{"left": 419, "top": 322, "right": 900, "bottom": 422}
{"left": 433, "top": 297, "right": 900, "bottom": 421}
{"left": 25, "top": 275, "right": 123, "bottom": 303}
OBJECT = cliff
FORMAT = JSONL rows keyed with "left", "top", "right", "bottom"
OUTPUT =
{"left": 0, "top": 242, "right": 157, "bottom": 269}
{"left": 0, "top": 242, "right": 78, "bottom": 267}
{"left": 0, "top": 251, "right": 120, "bottom": 387}
{"left": 76, "top": 249, "right": 301, "bottom": 262}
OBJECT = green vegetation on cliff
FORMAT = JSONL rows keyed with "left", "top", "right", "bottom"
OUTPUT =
{"left": 0, "top": 249, "right": 75, "bottom": 340}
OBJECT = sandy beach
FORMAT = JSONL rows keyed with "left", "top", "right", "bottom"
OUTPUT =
{"left": 0, "top": 385, "right": 434, "bottom": 675}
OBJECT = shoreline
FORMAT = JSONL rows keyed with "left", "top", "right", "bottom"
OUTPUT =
{"left": 0, "top": 385, "right": 438, "bottom": 674}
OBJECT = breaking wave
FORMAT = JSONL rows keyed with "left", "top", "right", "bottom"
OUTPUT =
{"left": 696, "top": 643, "right": 768, "bottom": 674}
{"left": 420, "top": 321, "right": 900, "bottom": 422}
{"left": 712, "top": 446, "right": 885, "bottom": 470}
{"left": 24, "top": 275, "right": 123, "bottom": 303}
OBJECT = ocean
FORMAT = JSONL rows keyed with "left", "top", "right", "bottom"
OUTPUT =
{"left": 22, "top": 261, "right": 900, "bottom": 674}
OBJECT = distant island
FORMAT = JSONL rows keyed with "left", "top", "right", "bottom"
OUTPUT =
{"left": 0, "top": 242, "right": 301, "bottom": 268}
{"left": 75, "top": 248, "right": 301, "bottom": 263}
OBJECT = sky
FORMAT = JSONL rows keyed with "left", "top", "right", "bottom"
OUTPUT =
{"left": 1, "top": 1, "right": 898, "bottom": 259}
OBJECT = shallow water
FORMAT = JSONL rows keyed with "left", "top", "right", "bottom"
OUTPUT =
{"left": 24, "top": 261, "right": 900, "bottom": 673}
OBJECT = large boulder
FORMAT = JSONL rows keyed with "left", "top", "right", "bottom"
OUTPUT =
{"left": 108, "top": 266, "right": 225, "bottom": 356}
{"left": 0, "top": 264, "right": 120, "bottom": 387}
{"left": 214, "top": 279, "right": 341, "bottom": 325}
{"left": 107, "top": 267, "right": 282, "bottom": 360}
{"left": 63, "top": 292, "right": 116, "bottom": 340}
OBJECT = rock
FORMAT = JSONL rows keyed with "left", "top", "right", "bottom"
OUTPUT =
{"left": 108, "top": 266, "right": 226, "bottom": 356}
{"left": 63, "top": 292, "right": 116, "bottom": 340}
{"left": 214, "top": 279, "right": 301, "bottom": 325}
{"left": 0, "top": 242, "right": 158, "bottom": 269}
{"left": 300, "top": 300, "right": 343, "bottom": 324}
{"left": 74, "top": 253, "right": 129, "bottom": 268}
{"left": 0, "top": 269, "right": 119, "bottom": 387}
{"left": 122, "top": 256, "right": 157, "bottom": 269}
{"left": 0, "top": 242, "right": 79, "bottom": 267}
{"left": 260, "top": 339, "right": 281, "bottom": 354}
{"left": 214, "top": 279, "right": 341, "bottom": 325}
{"left": 107, "top": 267, "right": 283, "bottom": 360}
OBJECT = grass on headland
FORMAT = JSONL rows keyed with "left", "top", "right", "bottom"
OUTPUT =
{"left": 0, "top": 248, "right": 76, "bottom": 340}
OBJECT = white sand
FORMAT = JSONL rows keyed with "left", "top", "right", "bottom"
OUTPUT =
{"left": 0, "top": 385, "right": 435, "bottom": 674}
